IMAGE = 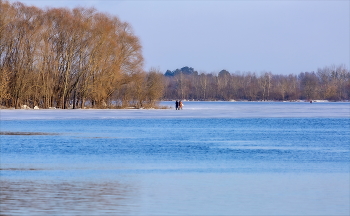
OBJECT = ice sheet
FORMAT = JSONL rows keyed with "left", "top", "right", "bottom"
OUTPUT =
{"left": 1, "top": 101, "right": 349, "bottom": 120}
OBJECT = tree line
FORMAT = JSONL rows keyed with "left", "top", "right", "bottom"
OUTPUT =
{"left": 0, "top": 1, "right": 164, "bottom": 109}
{"left": 163, "top": 65, "right": 350, "bottom": 101}
{"left": 1, "top": 2, "right": 349, "bottom": 109}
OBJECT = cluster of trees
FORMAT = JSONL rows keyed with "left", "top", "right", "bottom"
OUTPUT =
{"left": 1, "top": 2, "right": 349, "bottom": 109}
{"left": 0, "top": 1, "right": 164, "bottom": 109}
{"left": 163, "top": 65, "right": 350, "bottom": 101}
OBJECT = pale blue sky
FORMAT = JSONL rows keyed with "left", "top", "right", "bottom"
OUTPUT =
{"left": 10, "top": 0, "right": 350, "bottom": 74}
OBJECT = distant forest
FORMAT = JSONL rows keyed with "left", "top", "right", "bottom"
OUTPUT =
{"left": 163, "top": 66, "right": 350, "bottom": 101}
{"left": 1, "top": 2, "right": 349, "bottom": 109}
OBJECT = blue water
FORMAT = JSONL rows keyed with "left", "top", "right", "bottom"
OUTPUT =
{"left": 1, "top": 102, "right": 349, "bottom": 215}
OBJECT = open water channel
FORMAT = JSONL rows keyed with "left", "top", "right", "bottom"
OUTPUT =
{"left": 1, "top": 102, "right": 349, "bottom": 215}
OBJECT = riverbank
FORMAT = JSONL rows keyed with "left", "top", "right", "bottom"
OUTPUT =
{"left": 2, "top": 99, "right": 349, "bottom": 110}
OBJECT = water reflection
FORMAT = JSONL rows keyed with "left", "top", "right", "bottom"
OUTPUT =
{"left": 0, "top": 179, "right": 139, "bottom": 215}
{"left": 1, "top": 172, "right": 349, "bottom": 215}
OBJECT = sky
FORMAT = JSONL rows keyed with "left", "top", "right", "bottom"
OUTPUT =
{"left": 8, "top": 0, "right": 350, "bottom": 75}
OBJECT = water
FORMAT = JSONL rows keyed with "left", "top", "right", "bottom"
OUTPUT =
{"left": 1, "top": 102, "right": 349, "bottom": 215}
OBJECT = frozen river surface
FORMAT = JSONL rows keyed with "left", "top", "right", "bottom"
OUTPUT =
{"left": 1, "top": 102, "right": 349, "bottom": 215}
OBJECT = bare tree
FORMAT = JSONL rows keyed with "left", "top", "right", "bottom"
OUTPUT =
{"left": 1, "top": 1, "right": 148, "bottom": 109}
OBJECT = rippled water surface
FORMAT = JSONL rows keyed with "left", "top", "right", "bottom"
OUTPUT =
{"left": 1, "top": 102, "right": 349, "bottom": 215}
